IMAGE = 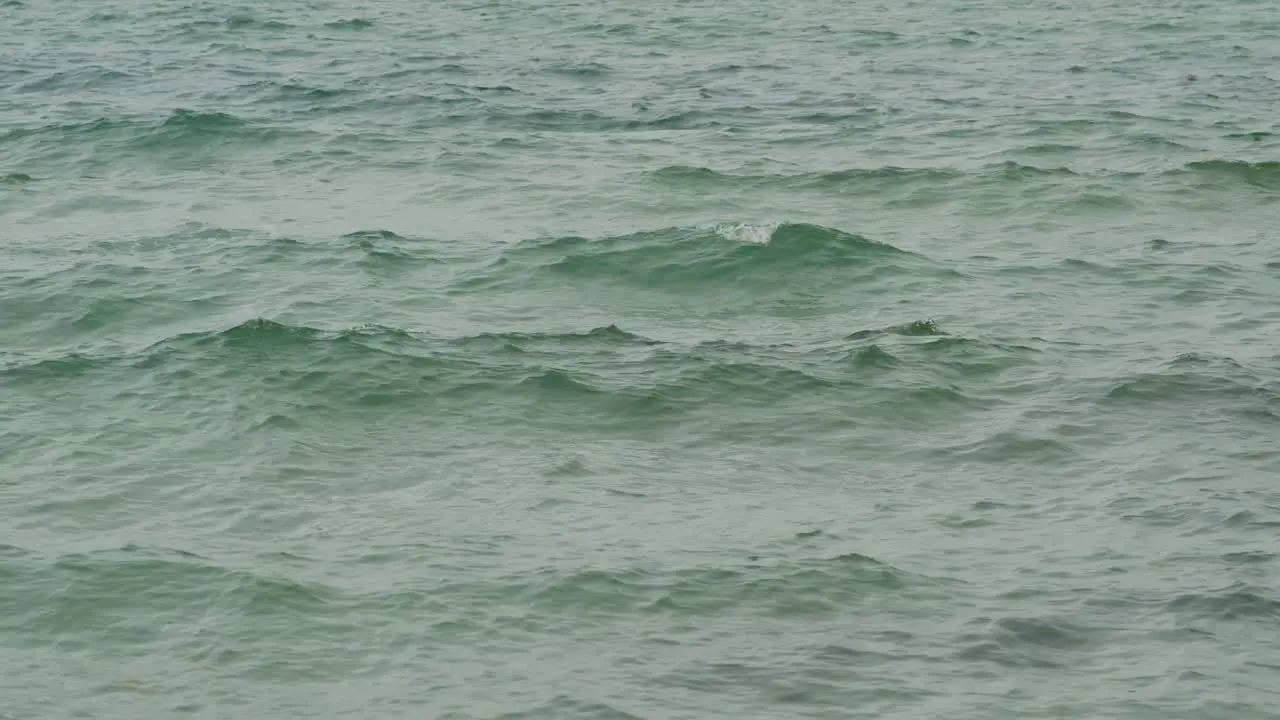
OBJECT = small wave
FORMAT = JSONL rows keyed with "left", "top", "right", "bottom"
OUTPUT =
{"left": 539, "top": 60, "right": 613, "bottom": 78}
{"left": 1104, "top": 352, "right": 1269, "bottom": 405}
{"left": 323, "top": 18, "right": 373, "bottom": 30}
{"left": 480, "top": 222, "right": 920, "bottom": 293}
{"left": 13, "top": 545, "right": 338, "bottom": 643}
{"left": 155, "top": 108, "right": 248, "bottom": 133}
{"left": 997, "top": 160, "right": 1078, "bottom": 179}
{"left": 1221, "top": 550, "right": 1276, "bottom": 565}
{"left": 0, "top": 352, "right": 108, "bottom": 380}
{"left": 342, "top": 229, "right": 411, "bottom": 243}
{"left": 337, "top": 229, "right": 443, "bottom": 269}
{"left": 1184, "top": 159, "right": 1280, "bottom": 190}
{"left": 647, "top": 164, "right": 964, "bottom": 192}
{"left": 0, "top": 320, "right": 659, "bottom": 381}
{"left": 953, "top": 614, "right": 1097, "bottom": 669}
{"left": 224, "top": 14, "right": 293, "bottom": 30}
{"left": 848, "top": 344, "right": 900, "bottom": 369}
{"left": 1021, "top": 143, "right": 1084, "bottom": 154}
{"left": 173, "top": 317, "right": 333, "bottom": 352}
{"left": 461, "top": 324, "right": 660, "bottom": 351}
{"left": 573, "top": 22, "right": 638, "bottom": 36}
{"left": 648, "top": 164, "right": 750, "bottom": 185}
{"left": 483, "top": 697, "right": 644, "bottom": 720}
{"left": 798, "top": 165, "right": 965, "bottom": 187}
{"left": 1165, "top": 583, "right": 1280, "bottom": 620}
{"left": 0, "top": 117, "right": 129, "bottom": 147}
{"left": 1224, "top": 131, "right": 1273, "bottom": 142}
{"left": 847, "top": 320, "right": 944, "bottom": 340}
{"left": 704, "top": 61, "right": 790, "bottom": 73}
{"left": 942, "top": 431, "right": 1076, "bottom": 464}
{"left": 651, "top": 359, "right": 858, "bottom": 405}
{"left": 645, "top": 161, "right": 1143, "bottom": 203}
{"left": 3, "top": 309, "right": 1023, "bottom": 435}
{"left": 252, "top": 81, "right": 350, "bottom": 101}
{"left": 521, "top": 552, "right": 925, "bottom": 618}
{"left": 12, "top": 66, "right": 135, "bottom": 93}
{"left": 443, "top": 82, "right": 523, "bottom": 95}
{"left": 0, "top": 109, "right": 289, "bottom": 166}
{"left": 447, "top": 106, "right": 761, "bottom": 133}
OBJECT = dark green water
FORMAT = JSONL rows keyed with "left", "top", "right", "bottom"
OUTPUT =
{"left": 2, "top": 0, "right": 1279, "bottom": 717}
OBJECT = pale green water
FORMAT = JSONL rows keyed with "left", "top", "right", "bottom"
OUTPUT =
{"left": 2, "top": 0, "right": 1279, "bottom": 718}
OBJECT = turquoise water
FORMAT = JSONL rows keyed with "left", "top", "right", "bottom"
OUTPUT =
{"left": 2, "top": 0, "right": 1279, "bottom": 717}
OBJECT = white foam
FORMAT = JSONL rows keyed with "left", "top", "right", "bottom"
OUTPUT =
{"left": 712, "top": 221, "right": 780, "bottom": 245}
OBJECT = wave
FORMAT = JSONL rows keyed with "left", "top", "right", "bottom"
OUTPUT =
{"left": 939, "top": 431, "right": 1076, "bottom": 464}
{"left": 159, "top": 319, "right": 876, "bottom": 416}
{"left": 10, "top": 66, "right": 136, "bottom": 94}
{"left": 337, "top": 229, "right": 448, "bottom": 270}
{"left": 10, "top": 544, "right": 338, "bottom": 645}
{"left": 847, "top": 320, "right": 945, "bottom": 340}
{"left": 323, "top": 18, "right": 374, "bottom": 30}
{"left": 1224, "top": 131, "right": 1273, "bottom": 141}
{"left": 168, "top": 319, "right": 660, "bottom": 355}
{"left": 1165, "top": 582, "right": 1280, "bottom": 620}
{"left": 953, "top": 614, "right": 1097, "bottom": 670}
{"left": 535, "top": 60, "right": 613, "bottom": 79}
{"left": 518, "top": 552, "right": 932, "bottom": 617}
{"left": 1, "top": 314, "right": 1021, "bottom": 428}
{"left": 644, "top": 161, "right": 1146, "bottom": 205}
{"left": 397, "top": 106, "right": 770, "bottom": 133}
{"left": 1182, "top": 159, "right": 1280, "bottom": 190}
{"left": 460, "top": 324, "right": 660, "bottom": 352}
{"left": 995, "top": 160, "right": 1079, "bottom": 179}
{"left": 0, "top": 117, "right": 133, "bottom": 147}
{"left": 223, "top": 14, "right": 294, "bottom": 31}
{"left": 134, "top": 108, "right": 272, "bottom": 147}
{"left": 0, "top": 109, "right": 295, "bottom": 165}
{"left": 458, "top": 697, "right": 642, "bottom": 720}
{"left": 1103, "top": 352, "right": 1273, "bottom": 405}
{"left": 648, "top": 164, "right": 967, "bottom": 195}
{"left": 465, "top": 222, "right": 928, "bottom": 293}
{"left": 241, "top": 80, "right": 352, "bottom": 103}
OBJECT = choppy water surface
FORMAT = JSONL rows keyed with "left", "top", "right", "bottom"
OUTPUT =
{"left": 2, "top": 0, "right": 1279, "bottom": 718}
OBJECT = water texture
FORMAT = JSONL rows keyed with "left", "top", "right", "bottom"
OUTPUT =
{"left": 2, "top": 0, "right": 1279, "bottom": 718}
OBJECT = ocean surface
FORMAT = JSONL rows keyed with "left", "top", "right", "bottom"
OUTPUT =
{"left": 2, "top": 0, "right": 1279, "bottom": 717}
